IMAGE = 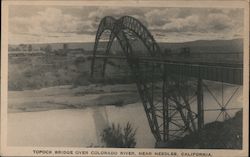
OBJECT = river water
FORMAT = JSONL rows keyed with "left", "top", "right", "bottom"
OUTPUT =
{"left": 7, "top": 84, "right": 243, "bottom": 148}
{"left": 8, "top": 103, "right": 156, "bottom": 147}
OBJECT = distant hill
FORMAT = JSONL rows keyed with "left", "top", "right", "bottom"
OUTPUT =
{"left": 9, "top": 38, "right": 243, "bottom": 54}
{"left": 158, "top": 38, "right": 243, "bottom": 53}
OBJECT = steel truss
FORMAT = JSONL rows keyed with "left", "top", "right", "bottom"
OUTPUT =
{"left": 90, "top": 16, "right": 242, "bottom": 145}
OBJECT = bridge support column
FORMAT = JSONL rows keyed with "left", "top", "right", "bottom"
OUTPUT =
{"left": 162, "top": 66, "right": 169, "bottom": 142}
{"left": 197, "top": 78, "right": 204, "bottom": 130}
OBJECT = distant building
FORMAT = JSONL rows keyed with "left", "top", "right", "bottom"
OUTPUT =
{"left": 63, "top": 43, "right": 68, "bottom": 51}
{"left": 19, "top": 44, "right": 28, "bottom": 51}
{"left": 9, "top": 50, "right": 46, "bottom": 57}
{"left": 28, "top": 44, "right": 32, "bottom": 51}
{"left": 179, "top": 47, "right": 191, "bottom": 57}
{"left": 67, "top": 49, "right": 86, "bottom": 60}
{"left": 42, "top": 44, "right": 52, "bottom": 54}
{"left": 164, "top": 48, "right": 172, "bottom": 56}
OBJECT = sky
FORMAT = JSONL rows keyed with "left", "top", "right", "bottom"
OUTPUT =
{"left": 8, "top": 5, "right": 244, "bottom": 44}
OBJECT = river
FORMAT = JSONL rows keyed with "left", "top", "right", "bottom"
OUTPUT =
{"left": 7, "top": 83, "right": 242, "bottom": 148}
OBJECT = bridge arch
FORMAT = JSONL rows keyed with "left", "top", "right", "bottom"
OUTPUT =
{"left": 91, "top": 16, "right": 218, "bottom": 143}
{"left": 97, "top": 16, "right": 163, "bottom": 77}
{"left": 119, "top": 16, "right": 162, "bottom": 57}
{"left": 91, "top": 16, "right": 116, "bottom": 76}
{"left": 91, "top": 16, "right": 163, "bottom": 141}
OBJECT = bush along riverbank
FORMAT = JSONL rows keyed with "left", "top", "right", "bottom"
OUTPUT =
{"left": 158, "top": 110, "right": 243, "bottom": 149}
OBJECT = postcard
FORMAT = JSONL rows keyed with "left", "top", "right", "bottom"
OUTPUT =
{"left": 1, "top": 0, "right": 249, "bottom": 156}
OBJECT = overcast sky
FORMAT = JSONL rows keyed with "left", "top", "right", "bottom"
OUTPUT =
{"left": 9, "top": 5, "right": 244, "bottom": 44}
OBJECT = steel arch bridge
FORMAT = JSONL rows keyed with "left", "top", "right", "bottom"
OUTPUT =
{"left": 91, "top": 16, "right": 243, "bottom": 146}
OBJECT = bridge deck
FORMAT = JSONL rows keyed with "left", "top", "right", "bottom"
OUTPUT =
{"left": 93, "top": 55, "right": 243, "bottom": 85}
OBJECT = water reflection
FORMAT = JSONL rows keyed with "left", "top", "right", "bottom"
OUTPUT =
{"left": 92, "top": 106, "right": 109, "bottom": 145}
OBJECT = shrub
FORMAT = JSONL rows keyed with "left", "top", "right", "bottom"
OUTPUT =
{"left": 101, "top": 122, "right": 136, "bottom": 148}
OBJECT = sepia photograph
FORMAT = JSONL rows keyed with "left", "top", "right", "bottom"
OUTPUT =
{"left": 1, "top": 0, "right": 249, "bottom": 156}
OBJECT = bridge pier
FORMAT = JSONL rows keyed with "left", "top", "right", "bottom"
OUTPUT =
{"left": 197, "top": 78, "right": 204, "bottom": 130}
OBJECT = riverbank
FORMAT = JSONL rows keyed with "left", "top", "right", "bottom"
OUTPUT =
{"left": 8, "top": 84, "right": 139, "bottom": 113}
{"left": 164, "top": 110, "right": 243, "bottom": 149}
